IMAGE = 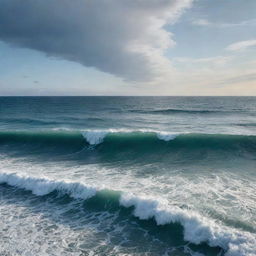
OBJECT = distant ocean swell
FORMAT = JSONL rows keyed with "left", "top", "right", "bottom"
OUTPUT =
{"left": 0, "top": 130, "right": 255, "bottom": 156}
{"left": 0, "top": 172, "right": 255, "bottom": 256}
{"left": 129, "top": 108, "right": 224, "bottom": 114}
{"left": 128, "top": 108, "right": 256, "bottom": 115}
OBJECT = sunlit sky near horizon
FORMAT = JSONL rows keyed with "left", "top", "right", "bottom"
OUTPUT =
{"left": 0, "top": 0, "right": 256, "bottom": 96}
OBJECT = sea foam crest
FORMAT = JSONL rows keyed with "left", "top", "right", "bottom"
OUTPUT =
{"left": 1, "top": 172, "right": 255, "bottom": 256}
{"left": 0, "top": 172, "right": 97, "bottom": 199}
{"left": 82, "top": 129, "right": 179, "bottom": 145}
{"left": 156, "top": 131, "right": 179, "bottom": 141}
{"left": 82, "top": 130, "right": 108, "bottom": 145}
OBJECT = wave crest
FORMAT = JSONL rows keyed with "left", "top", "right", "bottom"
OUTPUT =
{"left": 82, "top": 129, "right": 179, "bottom": 145}
{"left": 0, "top": 172, "right": 96, "bottom": 199}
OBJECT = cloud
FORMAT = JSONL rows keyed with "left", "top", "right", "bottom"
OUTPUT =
{"left": 174, "top": 56, "right": 231, "bottom": 65}
{"left": 192, "top": 19, "right": 210, "bottom": 26}
{"left": 192, "top": 18, "right": 256, "bottom": 28}
{"left": 219, "top": 73, "right": 256, "bottom": 84}
{"left": 226, "top": 39, "right": 256, "bottom": 51}
{"left": 0, "top": 0, "right": 192, "bottom": 82}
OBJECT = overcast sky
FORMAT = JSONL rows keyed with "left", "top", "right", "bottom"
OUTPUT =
{"left": 0, "top": 0, "right": 255, "bottom": 96}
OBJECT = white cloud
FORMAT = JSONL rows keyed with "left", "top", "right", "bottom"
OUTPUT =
{"left": 192, "top": 18, "right": 256, "bottom": 28}
{"left": 226, "top": 40, "right": 256, "bottom": 51}
{"left": 0, "top": 0, "right": 193, "bottom": 82}
{"left": 192, "top": 19, "right": 210, "bottom": 26}
{"left": 174, "top": 56, "right": 232, "bottom": 65}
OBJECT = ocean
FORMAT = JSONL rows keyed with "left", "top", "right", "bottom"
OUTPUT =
{"left": 0, "top": 96, "right": 255, "bottom": 256}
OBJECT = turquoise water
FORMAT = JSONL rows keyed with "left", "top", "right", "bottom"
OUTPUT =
{"left": 0, "top": 97, "right": 255, "bottom": 256}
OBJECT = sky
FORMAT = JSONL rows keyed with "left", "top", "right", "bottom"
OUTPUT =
{"left": 0, "top": 0, "right": 255, "bottom": 96}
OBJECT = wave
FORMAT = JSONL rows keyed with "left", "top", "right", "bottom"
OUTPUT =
{"left": 236, "top": 123, "right": 256, "bottom": 127}
{"left": 129, "top": 108, "right": 226, "bottom": 114}
{"left": 0, "top": 129, "right": 256, "bottom": 146}
{"left": 1, "top": 117, "right": 60, "bottom": 126}
{"left": 0, "top": 129, "right": 256, "bottom": 159}
{"left": 0, "top": 172, "right": 97, "bottom": 199}
{"left": 0, "top": 172, "right": 255, "bottom": 256}
{"left": 0, "top": 129, "right": 180, "bottom": 148}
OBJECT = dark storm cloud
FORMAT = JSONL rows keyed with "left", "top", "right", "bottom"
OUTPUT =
{"left": 0, "top": 0, "right": 192, "bottom": 81}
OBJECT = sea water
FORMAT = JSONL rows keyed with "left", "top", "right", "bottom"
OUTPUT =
{"left": 0, "top": 96, "right": 255, "bottom": 256}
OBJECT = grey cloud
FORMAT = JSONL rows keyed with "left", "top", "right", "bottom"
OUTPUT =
{"left": 0, "top": 0, "right": 192, "bottom": 81}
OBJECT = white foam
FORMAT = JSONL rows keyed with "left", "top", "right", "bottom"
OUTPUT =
{"left": 81, "top": 129, "right": 180, "bottom": 145}
{"left": 156, "top": 131, "right": 179, "bottom": 141}
{"left": 82, "top": 130, "right": 108, "bottom": 145}
{"left": 0, "top": 172, "right": 97, "bottom": 200}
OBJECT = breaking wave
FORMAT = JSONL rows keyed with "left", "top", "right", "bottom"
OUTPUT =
{"left": 0, "top": 172, "right": 255, "bottom": 256}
